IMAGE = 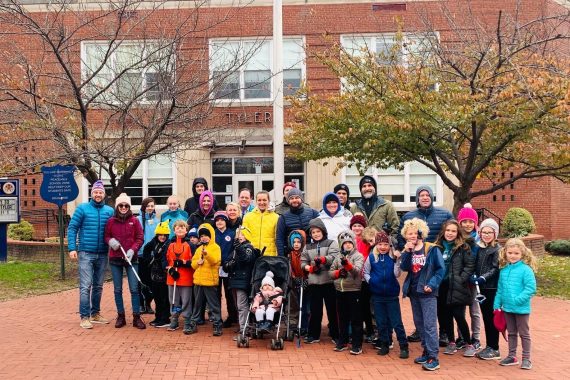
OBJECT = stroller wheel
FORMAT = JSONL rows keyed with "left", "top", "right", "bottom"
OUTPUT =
{"left": 244, "top": 337, "right": 250, "bottom": 348}
{"left": 279, "top": 338, "right": 285, "bottom": 350}
{"left": 236, "top": 336, "right": 242, "bottom": 348}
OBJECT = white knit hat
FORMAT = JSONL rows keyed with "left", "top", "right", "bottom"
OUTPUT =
{"left": 261, "top": 271, "right": 275, "bottom": 288}
{"left": 115, "top": 193, "right": 132, "bottom": 208}
{"left": 479, "top": 218, "right": 499, "bottom": 237}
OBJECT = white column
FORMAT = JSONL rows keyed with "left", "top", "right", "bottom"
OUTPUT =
{"left": 272, "top": 0, "right": 284, "bottom": 194}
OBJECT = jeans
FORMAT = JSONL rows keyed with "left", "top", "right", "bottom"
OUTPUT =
{"left": 110, "top": 262, "right": 141, "bottom": 314}
{"left": 372, "top": 295, "right": 408, "bottom": 347}
{"left": 410, "top": 295, "right": 439, "bottom": 359}
{"left": 78, "top": 252, "right": 108, "bottom": 318}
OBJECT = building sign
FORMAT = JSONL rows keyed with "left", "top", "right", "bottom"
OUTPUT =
{"left": 225, "top": 111, "right": 272, "bottom": 125}
{"left": 40, "top": 165, "right": 79, "bottom": 207}
{"left": 0, "top": 179, "right": 19, "bottom": 223}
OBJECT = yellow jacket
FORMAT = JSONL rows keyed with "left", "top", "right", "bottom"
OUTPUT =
{"left": 242, "top": 207, "right": 279, "bottom": 256}
{"left": 191, "top": 224, "right": 221, "bottom": 286}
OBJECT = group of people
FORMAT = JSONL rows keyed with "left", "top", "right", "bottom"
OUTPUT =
{"left": 67, "top": 175, "right": 537, "bottom": 372}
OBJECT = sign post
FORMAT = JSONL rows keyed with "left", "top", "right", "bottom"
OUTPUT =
{"left": 40, "top": 165, "right": 79, "bottom": 279}
{"left": 0, "top": 179, "right": 20, "bottom": 262}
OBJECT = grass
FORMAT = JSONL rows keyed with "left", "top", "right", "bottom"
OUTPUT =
{"left": 536, "top": 254, "right": 570, "bottom": 299}
{"left": 0, "top": 261, "right": 78, "bottom": 302}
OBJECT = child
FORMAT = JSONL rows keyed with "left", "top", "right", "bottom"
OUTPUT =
{"left": 494, "top": 238, "right": 537, "bottom": 370}
{"left": 457, "top": 203, "right": 482, "bottom": 350}
{"left": 364, "top": 230, "right": 408, "bottom": 359}
{"left": 142, "top": 221, "right": 171, "bottom": 328}
{"left": 301, "top": 218, "right": 340, "bottom": 344}
{"left": 400, "top": 218, "right": 444, "bottom": 371}
{"left": 251, "top": 271, "right": 284, "bottom": 331}
{"left": 164, "top": 220, "right": 194, "bottom": 334}
{"left": 214, "top": 211, "right": 238, "bottom": 328}
{"left": 329, "top": 230, "right": 364, "bottom": 355}
{"left": 471, "top": 219, "right": 501, "bottom": 360}
{"left": 190, "top": 223, "right": 223, "bottom": 336}
{"left": 435, "top": 220, "right": 476, "bottom": 357}
{"left": 160, "top": 195, "right": 189, "bottom": 239}
{"left": 288, "top": 229, "right": 309, "bottom": 336}
{"left": 137, "top": 197, "right": 159, "bottom": 314}
{"left": 226, "top": 227, "right": 258, "bottom": 335}
{"left": 187, "top": 228, "right": 199, "bottom": 248}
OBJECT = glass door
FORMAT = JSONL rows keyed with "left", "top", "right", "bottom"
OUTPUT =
{"left": 234, "top": 174, "right": 274, "bottom": 200}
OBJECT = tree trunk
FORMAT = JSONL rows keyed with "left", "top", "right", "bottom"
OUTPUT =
{"left": 452, "top": 189, "right": 472, "bottom": 216}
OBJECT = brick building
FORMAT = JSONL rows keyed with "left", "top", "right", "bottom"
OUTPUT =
{"left": 4, "top": 0, "right": 569, "bottom": 240}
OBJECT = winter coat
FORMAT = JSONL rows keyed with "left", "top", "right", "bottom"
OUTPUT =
{"left": 397, "top": 186, "right": 453, "bottom": 250}
{"left": 242, "top": 207, "right": 279, "bottom": 256}
{"left": 276, "top": 205, "right": 319, "bottom": 256}
{"left": 137, "top": 212, "right": 160, "bottom": 256}
{"left": 165, "top": 236, "right": 193, "bottom": 286}
{"left": 252, "top": 287, "right": 283, "bottom": 310}
{"left": 301, "top": 225, "right": 339, "bottom": 285}
{"left": 228, "top": 240, "right": 258, "bottom": 291}
{"left": 274, "top": 198, "right": 290, "bottom": 216}
{"left": 187, "top": 192, "right": 216, "bottom": 229}
{"left": 215, "top": 227, "right": 235, "bottom": 264}
{"left": 142, "top": 236, "right": 170, "bottom": 283}
{"left": 67, "top": 199, "right": 114, "bottom": 254}
{"left": 160, "top": 208, "right": 189, "bottom": 239}
{"left": 227, "top": 216, "right": 242, "bottom": 233}
{"left": 288, "top": 229, "right": 307, "bottom": 279}
{"left": 493, "top": 260, "right": 536, "bottom": 314}
{"left": 104, "top": 214, "right": 144, "bottom": 264}
{"left": 191, "top": 224, "right": 222, "bottom": 286}
{"left": 438, "top": 243, "right": 476, "bottom": 305}
{"left": 364, "top": 250, "right": 402, "bottom": 298}
{"left": 401, "top": 244, "right": 445, "bottom": 297}
{"left": 318, "top": 201, "right": 352, "bottom": 242}
{"left": 474, "top": 243, "right": 500, "bottom": 290}
{"left": 350, "top": 197, "right": 399, "bottom": 235}
{"left": 183, "top": 177, "right": 219, "bottom": 215}
{"left": 329, "top": 248, "right": 364, "bottom": 292}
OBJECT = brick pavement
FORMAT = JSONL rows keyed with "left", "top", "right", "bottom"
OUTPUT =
{"left": 0, "top": 282, "right": 568, "bottom": 380}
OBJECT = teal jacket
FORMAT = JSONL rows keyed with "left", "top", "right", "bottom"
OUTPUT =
{"left": 493, "top": 260, "right": 536, "bottom": 314}
{"left": 67, "top": 200, "right": 114, "bottom": 254}
{"left": 160, "top": 209, "right": 189, "bottom": 239}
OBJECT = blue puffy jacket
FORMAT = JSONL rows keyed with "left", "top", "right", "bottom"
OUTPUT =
{"left": 276, "top": 205, "right": 319, "bottom": 256}
{"left": 137, "top": 212, "right": 159, "bottom": 256}
{"left": 494, "top": 260, "right": 536, "bottom": 314}
{"left": 67, "top": 200, "right": 114, "bottom": 254}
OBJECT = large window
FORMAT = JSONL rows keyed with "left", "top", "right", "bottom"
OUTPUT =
{"left": 210, "top": 38, "right": 304, "bottom": 101}
{"left": 82, "top": 41, "right": 175, "bottom": 103}
{"left": 344, "top": 162, "right": 441, "bottom": 206}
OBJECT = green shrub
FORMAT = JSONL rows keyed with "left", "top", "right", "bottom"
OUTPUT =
{"left": 7, "top": 220, "right": 35, "bottom": 241}
{"left": 502, "top": 207, "right": 535, "bottom": 238}
{"left": 545, "top": 240, "right": 570, "bottom": 256}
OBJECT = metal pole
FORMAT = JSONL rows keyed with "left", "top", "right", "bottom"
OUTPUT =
{"left": 58, "top": 206, "right": 65, "bottom": 280}
{"left": 272, "top": 0, "right": 285, "bottom": 194}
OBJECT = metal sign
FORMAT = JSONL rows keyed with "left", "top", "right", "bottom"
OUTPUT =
{"left": 40, "top": 165, "right": 79, "bottom": 207}
{"left": 0, "top": 179, "right": 19, "bottom": 223}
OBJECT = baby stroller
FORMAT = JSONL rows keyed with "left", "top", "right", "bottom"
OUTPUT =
{"left": 236, "top": 255, "right": 291, "bottom": 350}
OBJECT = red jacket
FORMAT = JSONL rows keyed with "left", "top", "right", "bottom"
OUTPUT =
{"left": 104, "top": 215, "right": 144, "bottom": 263}
{"left": 166, "top": 237, "right": 193, "bottom": 286}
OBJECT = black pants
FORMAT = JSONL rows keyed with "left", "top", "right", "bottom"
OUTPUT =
{"left": 308, "top": 283, "right": 338, "bottom": 340}
{"left": 436, "top": 280, "right": 449, "bottom": 336}
{"left": 337, "top": 291, "right": 363, "bottom": 349}
{"left": 138, "top": 259, "right": 153, "bottom": 307}
{"left": 441, "top": 303, "right": 471, "bottom": 345}
{"left": 218, "top": 277, "right": 238, "bottom": 323}
{"left": 480, "top": 289, "right": 499, "bottom": 350}
{"left": 360, "top": 281, "right": 374, "bottom": 336}
{"left": 150, "top": 281, "right": 170, "bottom": 324}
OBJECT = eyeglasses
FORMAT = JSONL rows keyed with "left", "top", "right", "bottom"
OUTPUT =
{"left": 118, "top": 204, "right": 130, "bottom": 209}
{"left": 480, "top": 231, "right": 495, "bottom": 235}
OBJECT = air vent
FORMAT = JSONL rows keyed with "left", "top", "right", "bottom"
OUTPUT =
{"left": 372, "top": 3, "right": 407, "bottom": 11}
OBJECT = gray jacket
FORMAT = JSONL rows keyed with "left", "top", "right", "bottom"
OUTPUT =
{"left": 329, "top": 249, "right": 364, "bottom": 292}
{"left": 301, "top": 239, "right": 339, "bottom": 285}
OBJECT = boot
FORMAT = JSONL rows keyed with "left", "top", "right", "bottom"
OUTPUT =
{"left": 213, "top": 324, "right": 223, "bottom": 336}
{"left": 183, "top": 318, "right": 194, "bottom": 335}
{"left": 133, "top": 313, "right": 146, "bottom": 329}
{"left": 115, "top": 313, "right": 126, "bottom": 328}
{"left": 399, "top": 344, "right": 409, "bottom": 359}
{"left": 377, "top": 342, "right": 389, "bottom": 356}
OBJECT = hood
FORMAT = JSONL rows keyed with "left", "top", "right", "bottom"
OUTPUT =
{"left": 198, "top": 223, "right": 216, "bottom": 247}
{"left": 337, "top": 230, "right": 356, "bottom": 252}
{"left": 415, "top": 185, "right": 434, "bottom": 209}
{"left": 199, "top": 190, "right": 214, "bottom": 215}
{"left": 359, "top": 175, "right": 377, "bottom": 196}
{"left": 288, "top": 229, "right": 306, "bottom": 251}
{"left": 192, "top": 177, "right": 209, "bottom": 198}
{"left": 308, "top": 218, "right": 328, "bottom": 240}
{"left": 322, "top": 192, "right": 341, "bottom": 217}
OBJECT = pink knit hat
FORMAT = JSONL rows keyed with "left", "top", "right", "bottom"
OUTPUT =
{"left": 457, "top": 203, "right": 479, "bottom": 227}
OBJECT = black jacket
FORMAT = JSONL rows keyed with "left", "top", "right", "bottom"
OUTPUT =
{"left": 475, "top": 244, "right": 500, "bottom": 290}
{"left": 187, "top": 208, "right": 215, "bottom": 229}
{"left": 227, "top": 240, "right": 258, "bottom": 291}
{"left": 445, "top": 243, "right": 476, "bottom": 306}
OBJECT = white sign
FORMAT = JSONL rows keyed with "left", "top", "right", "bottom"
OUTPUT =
{"left": 0, "top": 197, "right": 18, "bottom": 223}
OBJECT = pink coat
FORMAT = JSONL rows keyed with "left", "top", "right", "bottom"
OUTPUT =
{"left": 252, "top": 287, "right": 283, "bottom": 310}
{"left": 104, "top": 215, "right": 144, "bottom": 262}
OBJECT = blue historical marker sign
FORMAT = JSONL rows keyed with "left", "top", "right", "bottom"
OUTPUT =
{"left": 40, "top": 165, "right": 79, "bottom": 207}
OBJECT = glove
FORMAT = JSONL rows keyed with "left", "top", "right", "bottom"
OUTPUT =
{"left": 126, "top": 249, "right": 134, "bottom": 261}
{"left": 108, "top": 238, "right": 121, "bottom": 250}
{"left": 314, "top": 256, "right": 325, "bottom": 266}
{"left": 173, "top": 259, "right": 183, "bottom": 268}
{"left": 339, "top": 268, "right": 348, "bottom": 278}
{"left": 310, "top": 265, "right": 321, "bottom": 274}
{"left": 340, "top": 257, "right": 348, "bottom": 266}
{"left": 168, "top": 267, "right": 180, "bottom": 281}
{"left": 477, "top": 276, "right": 486, "bottom": 285}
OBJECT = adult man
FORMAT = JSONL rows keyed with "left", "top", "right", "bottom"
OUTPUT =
{"left": 183, "top": 177, "right": 218, "bottom": 216}
{"left": 238, "top": 188, "right": 255, "bottom": 217}
{"left": 349, "top": 175, "right": 399, "bottom": 235}
{"left": 274, "top": 181, "right": 297, "bottom": 215}
{"left": 67, "top": 180, "right": 114, "bottom": 329}
{"left": 275, "top": 188, "right": 319, "bottom": 256}
{"left": 333, "top": 183, "right": 352, "bottom": 210}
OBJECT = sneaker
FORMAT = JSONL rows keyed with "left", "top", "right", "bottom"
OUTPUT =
{"left": 477, "top": 347, "right": 501, "bottom": 360}
{"left": 80, "top": 317, "right": 93, "bottom": 329}
{"left": 438, "top": 332, "right": 449, "bottom": 347}
{"left": 364, "top": 335, "right": 374, "bottom": 343}
{"left": 455, "top": 338, "right": 466, "bottom": 350}
{"left": 443, "top": 342, "right": 457, "bottom": 355}
{"left": 155, "top": 321, "right": 171, "bottom": 328}
{"left": 520, "top": 359, "right": 532, "bottom": 370}
{"left": 334, "top": 345, "right": 348, "bottom": 352}
{"left": 149, "top": 319, "right": 158, "bottom": 327}
{"left": 377, "top": 343, "right": 389, "bottom": 356}
{"left": 399, "top": 347, "right": 409, "bottom": 359}
{"left": 196, "top": 317, "right": 206, "bottom": 326}
{"left": 463, "top": 344, "right": 477, "bottom": 357}
{"left": 499, "top": 356, "right": 519, "bottom": 366}
{"left": 422, "top": 358, "right": 440, "bottom": 371}
{"left": 350, "top": 347, "right": 363, "bottom": 355}
{"left": 472, "top": 339, "right": 481, "bottom": 350}
{"left": 213, "top": 325, "right": 223, "bottom": 336}
{"left": 414, "top": 354, "right": 429, "bottom": 364}
{"left": 167, "top": 317, "right": 179, "bottom": 331}
{"left": 304, "top": 337, "right": 320, "bottom": 344}
{"left": 389, "top": 341, "right": 394, "bottom": 349}
{"left": 183, "top": 319, "right": 192, "bottom": 335}
{"left": 90, "top": 313, "right": 109, "bottom": 324}
{"left": 407, "top": 330, "right": 421, "bottom": 342}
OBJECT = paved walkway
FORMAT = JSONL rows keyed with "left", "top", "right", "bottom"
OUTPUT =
{"left": 0, "top": 282, "right": 568, "bottom": 379}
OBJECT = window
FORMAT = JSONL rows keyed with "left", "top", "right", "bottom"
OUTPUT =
{"left": 82, "top": 41, "right": 175, "bottom": 103}
{"left": 344, "top": 162, "right": 441, "bottom": 206}
{"left": 210, "top": 38, "right": 304, "bottom": 101}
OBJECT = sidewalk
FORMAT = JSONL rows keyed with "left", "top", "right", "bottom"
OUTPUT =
{"left": 0, "top": 282, "right": 567, "bottom": 379}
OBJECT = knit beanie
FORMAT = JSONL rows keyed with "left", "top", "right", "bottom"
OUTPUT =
{"left": 187, "top": 227, "right": 198, "bottom": 239}
{"left": 91, "top": 180, "right": 105, "bottom": 194}
{"left": 115, "top": 193, "right": 132, "bottom": 208}
{"left": 338, "top": 230, "right": 356, "bottom": 251}
{"left": 479, "top": 218, "right": 500, "bottom": 237}
{"left": 261, "top": 271, "right": 275, "bottom": 288}
{"left": 154, "top": 221, "right": 171, "bottom": 235}
{"left": 283, "top": 181, "right": 297, "bottom": 193}
{"left": 457, "top": 203, "right": 479, "bottom": 227}
{"left": 359, "top": 175, "right": 377, "bottom": 193}
{"left": 375, "top": 230, "right": 390, "bottom": 245}
{"left": 287, "top": 188, "right": 304, "bottom": 202}
{"left": 333, "top": 183, "right": 350, "bottom": 198}
{"left": 198, "top": 226, "right": 211, "bottom": 238}
{"left": 350, "top": 214, "right": 367, "bottom": 229}
{"left": 214, "top": 210, "right": 229, "bottom": 222}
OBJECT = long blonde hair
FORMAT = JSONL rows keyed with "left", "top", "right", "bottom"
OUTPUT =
{"left": 499, "top": 238, "right": 538, "bottom": 272}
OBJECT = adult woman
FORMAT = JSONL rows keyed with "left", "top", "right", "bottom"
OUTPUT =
{"left": 226, "top": 202, "right": 242, "bottom": 232}
{"left": 187, "top": 190, "right": 216, "bottom": 228}
{"left": 242, "top": 191, "right": 279, "bottom": 256}
{"left": 137, "top": 197, "right": 159, "bottom": 314}
{"left": 104, "top": 193, "right": 145, "bottom": 329}
{"left": 318, "top": 192, "right": 352, "bottom": 241}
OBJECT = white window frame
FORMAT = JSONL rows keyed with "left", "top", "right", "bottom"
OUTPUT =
{"left": 209, "top": 36, "right": 306, "bottom": 103}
